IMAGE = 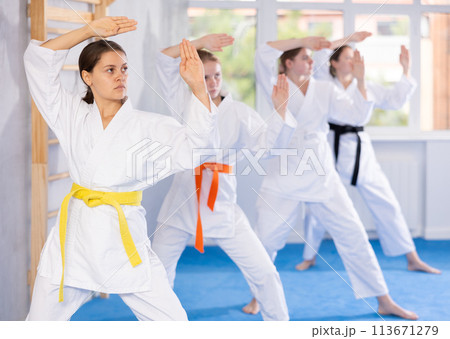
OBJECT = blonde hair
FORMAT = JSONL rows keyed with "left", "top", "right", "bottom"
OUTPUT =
{"left": 197, "top": 49, "right": 221, "bottom": 64}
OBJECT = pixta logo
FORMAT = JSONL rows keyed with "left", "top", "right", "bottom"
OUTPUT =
{"left": 126, "top": 138, "right": 172, "bottom": 185}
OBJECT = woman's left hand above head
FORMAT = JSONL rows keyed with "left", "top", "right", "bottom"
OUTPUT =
{"left": 300, "top": 37, "right": 331, "bottom": 51}
{"left": 88, "top": 16, "right": 137, "bottom": 38}
{"left": 179, "top": 39, "right": 208, "bottom": 97}
{"left": 200, "top": 34, "right": 234, "bottom": 52}
{"left": 352, "top": 49, "right": 365, "bottom": 81}
{"left": 272, "top": 74, "right": 289, "bottom": 119}
{"left": 399, "top": 45, "right": 410, "bottom": 76}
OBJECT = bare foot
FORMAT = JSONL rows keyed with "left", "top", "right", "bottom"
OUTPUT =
{"left": 295, "top": 257, "right": 316, "bottom": 271}
{"left": 377, "top": 295, "right": 419, "bottom": 320}
{"left": 406, "top": 251, "right": 441, "bottom": 274}
{"left": 242, "top": 298, "right": 260, "bottom": 315}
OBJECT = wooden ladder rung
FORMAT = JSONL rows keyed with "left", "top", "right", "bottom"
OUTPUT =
{"left": 48, "top": 210, "right": 58, "bottom": 219}
{"left": 47, "top": 7, "right": 94, "bottom": 24}
{"left": 72, "top": 0, "right": 102, "bottom": 4}
{"left": 27, "top": 5, "right": 94, "bottom": 24}
{"left": 48, "top": 138, "right": 59, "bottom": 145}
{"left": 63, "top": 64, "right": 79, "bottom": 71}
{"left": 47, "top": 27, "right": 72, "bottom": 36}
{"left": 48, "top": 172, "right": 70, "bottom": 182}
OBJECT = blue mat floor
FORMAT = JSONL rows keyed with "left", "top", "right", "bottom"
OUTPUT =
{"left": 72, "top": 239, "right": 450, "bottom": 321}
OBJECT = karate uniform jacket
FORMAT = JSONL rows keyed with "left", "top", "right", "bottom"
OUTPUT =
{"left": 155, "top": 51, "right": 297, "bottom": 238}
{"left": 255, "top": 43, "right": 374, "bottom": 201}
{"left": 24, "top": 40, "right": 218, "bottom": 293}
{"left": 312, "top": 48, "right": 417, "bottom": 185}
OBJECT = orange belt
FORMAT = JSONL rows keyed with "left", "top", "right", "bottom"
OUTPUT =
{"left": 194, "top": 162, "right": 233, "bottom": 253}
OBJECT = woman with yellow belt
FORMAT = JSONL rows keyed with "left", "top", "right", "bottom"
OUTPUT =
{"left": 24, "top": 17, "right": 218, "bottom": 320}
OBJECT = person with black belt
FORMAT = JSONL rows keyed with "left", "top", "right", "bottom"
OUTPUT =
{"left": 297, "top": 32, "right": 441, "bottom": 275}
{"left": 244, "top": 37, "right": 419, "bottom": 320}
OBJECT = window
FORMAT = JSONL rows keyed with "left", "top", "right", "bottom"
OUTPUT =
{"left": 188, "top": 7, "right": 257, "bottom": 108}
{"left": 355, "top": 14, "right": 410, "bottom": 126}
{"left": 277, "top": 10, "right": 343, "bottom": 40}
{"left": 189, "top": 0, "right": 450, "bottom": 132}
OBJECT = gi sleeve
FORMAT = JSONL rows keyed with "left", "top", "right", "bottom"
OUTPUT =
{"left": 155, "top": 51, "right": 191, "bottom": 124}
{"left": 368, "top": 75, "right": 417, "bottom": 110}
{"left": 255, "top": 43, "right": 284, "bottom": 104}
{"left": 236, "top": 103, "right": 297, "bottom": 155}
{"left": 147, "top": 93, "right": 220, "bottom": 183}
{"left": 312, "top": 48, "right": 333, "bottom": 81}
{"left": 23, "top": 40, "right": 81, "bottom": 140}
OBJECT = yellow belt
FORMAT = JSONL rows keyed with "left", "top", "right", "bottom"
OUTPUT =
{"left": 58, "top": 183, "right": 143, "bottom": 302}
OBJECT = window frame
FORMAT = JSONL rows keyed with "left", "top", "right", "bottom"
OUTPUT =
{"left": 189, "top": 0, "right": 450, "bottom": 136}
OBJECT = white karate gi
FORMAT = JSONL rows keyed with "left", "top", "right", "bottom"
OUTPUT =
{"left": 24, "top": 40, "right": 219, "bottom": 320}
{"left": 152, "top": 52, "right": 297, "bottom": 320}
{"left": 253, "top": 43, "right": 389, "bottom": 299}
{"left": 302, "top": 49, "right": 417, "bottom": 261}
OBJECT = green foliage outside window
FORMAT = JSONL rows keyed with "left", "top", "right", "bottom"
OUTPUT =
{"left": 189, "top": 9, "right": 257, "bottom": 108}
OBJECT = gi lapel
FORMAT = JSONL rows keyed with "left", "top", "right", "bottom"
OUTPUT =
{"left": 82, "top": 99, "right": 134, "bottom": 187}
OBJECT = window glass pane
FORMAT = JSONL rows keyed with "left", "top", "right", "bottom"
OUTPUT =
{"left": 188, "top": 8, "right": 257, "bottom": 108}
{"left": 355, "top": 15, "right": 410, "bottom": 127}
{"left": 421, "top": 0, "right": 450, "bottom": 4}
{"left": 352, "top": 0, "right": 412, "bottom": 4}
{"left": 421, "top": 13, "right": 450, "bottom": 130}
{"left": 277, "top": 9, "right": 344, "bottom": 41}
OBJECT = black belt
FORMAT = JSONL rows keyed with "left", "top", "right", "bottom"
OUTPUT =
{"left": 329, "top": 123, "right": 364, "bottom": 186}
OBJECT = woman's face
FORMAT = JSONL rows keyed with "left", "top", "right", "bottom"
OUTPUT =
{"left": 286, "top": 49, "right": 313, "bottom": 77}
{"left": 203, "top": 61, "right": 222, "bottom": 99}
{"left": 332, "top": 47, "right": 354, "bottom": 76}
{"left": 83, "top": 51, "right": 128, "bottom": 102}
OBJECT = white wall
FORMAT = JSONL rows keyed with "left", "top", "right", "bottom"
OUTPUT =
{"left": 425, "top": 141, "right": 450, "bottom": 239}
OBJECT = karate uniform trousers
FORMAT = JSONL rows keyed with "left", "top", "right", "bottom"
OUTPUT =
{"left": 253, "top": 43, "right": 389, "bottom": 299}
{"left": 152, "top": 52, "right": 297, "bottom": 320}
{"left": 302, "top": 49, "right": 417, "bottom": 260}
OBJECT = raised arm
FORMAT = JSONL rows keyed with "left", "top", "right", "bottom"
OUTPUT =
{"left": 272, "top": 74, "right": 290, "bottom": 120}
{"left": 368, "top": 46, "right": 416, "bottom": 110}
{"left": 157, "top": 33, "right": 233, "bottom": 119}
{"left": 235, "top": 72, "right": 297, "bottom": 157}
{"left": 328, "top": 31, "right": 372, "bottom": 50}
{"left": 352, "top": 50, "right": 368, "bottom": 100}
{"left": 161, "top": 33, "right": 234, "bottom": 58}
{"left": 267, "top": 36, "right": 331, "bottom": 52}
{"left": 179, "top": 39, "right": 211, "bottom": 112}
{"left": 41, "top": 16, "right": 137, "bottom": 50}
{"left": 313, "top": 32, "right": 371, "bottom": 80}
{"left": 23, "top": 16, "right": 137, "bottom": 155}
{"left": 399, "top": 45, "right": 411, "bottom": 78}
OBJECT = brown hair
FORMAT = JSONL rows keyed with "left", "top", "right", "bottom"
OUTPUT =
{"left": 279, "top": 47, "right": 303, "bottom": 74}
{"left": 78, "top": 40, "right": 127, "bottom": 104}
{"left": 329, "top": 45, "right": 352, "bottom": 78}
{"left": 197, "top": 49, "right": 221, "bottom": 65}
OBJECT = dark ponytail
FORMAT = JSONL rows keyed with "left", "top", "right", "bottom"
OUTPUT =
{"left": 78, "top": 40, "right": 127, "bottom": 104}
{"left": 329, "top": 45, "right": 351, "bottom": 78}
